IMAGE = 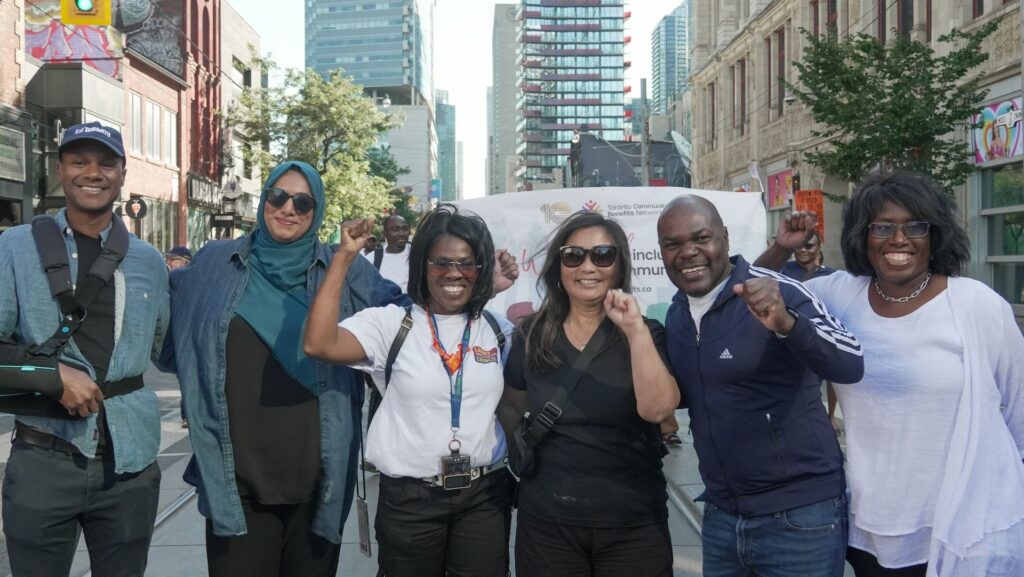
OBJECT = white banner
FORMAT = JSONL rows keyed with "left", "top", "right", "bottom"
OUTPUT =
{"left": 458, "top": 187, "right": 767, "bottom": 323}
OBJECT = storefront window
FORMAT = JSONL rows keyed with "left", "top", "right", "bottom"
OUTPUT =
{"left": 981, "top": 162, "right": 1024, "bottom": 209}
{"left": 134, "top": 197, "right": 177, "bottom": 253}
{"left": 981, "top": 161, "right": 1024, "bottom": 307}
{"left": 993, "top": 263, "right": 1024, "bottom": 306}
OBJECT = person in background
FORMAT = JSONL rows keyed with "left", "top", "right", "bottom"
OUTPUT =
{"left": 304, "top": 204, "right": 519, "bottom": 577}
{"left": 0, "top": 122, "right": 169, "bottom": 576}
{"left": 161, "top": 160, "right": 406, "bottom": 577}
{"left": 165, "top": 246, "right": 192, "bottom": 270}
{"left": 757, "top": 171, "right": 1024, "bottom": 576}
{"left": 366, "top": 214, "right": 411, "bottom": 292}
{"left": 363, "top": 234, "right": 379, "bottom": 255}
{"left": 499, "top": 211, "right": 680, "bottom": 577}
{"left": 778, "top": 229, "right": 841, "bottom": 434}
{"left": 658, "top": 194, "right": 863, "bottom": 577}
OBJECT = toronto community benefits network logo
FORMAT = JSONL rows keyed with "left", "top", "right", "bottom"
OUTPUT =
{"left": 540, "top": 200, "right": 603, "bottom": 224}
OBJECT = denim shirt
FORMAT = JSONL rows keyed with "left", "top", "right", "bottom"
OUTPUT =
{"left": 161, "top": 234, "right": 406, "bottom": 544}
{"left": 0, "top": 209, "right": 170, "bottom": 473}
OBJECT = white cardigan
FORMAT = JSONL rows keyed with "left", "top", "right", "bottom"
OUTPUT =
{"left": 806, "top": 274, "right": 1024, "bottom": 575}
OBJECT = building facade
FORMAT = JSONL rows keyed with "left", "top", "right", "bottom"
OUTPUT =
{"left": 0, "top": 0, "right": 33, "bottom": 233}
{"left": 488, "top": 3, "right": 519, "bottom": 195}
{"left": 435, "top": 89, "right": 457, "bottom": 201}
{"left": 305, "top": 0, "right": 437, "bottom": 203}
{"left": 651, "top": 1, "right": 690, "bottom": 116}
{"left": 690, "top": 0, "right": 1023, "bottom": 323}
{"left": 516, "top": 0, "right": 628, "bottom": 190}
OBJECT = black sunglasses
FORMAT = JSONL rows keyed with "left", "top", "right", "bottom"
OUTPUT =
{"left": 559, "top": 245, "right": 618, "bottom": 268}
{"left": 265, "top": 187, "right": 317, "bottom": 215}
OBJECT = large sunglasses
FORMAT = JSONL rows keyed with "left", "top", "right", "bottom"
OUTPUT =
{"left": 559, "top": 245, "right": 618, "bottom": 268}
{"left": 426, "top": 259, "right": 482, "bottom": 277}
{"left": 265, "top": 187, "right": 318, "bottom": 215}
{"left": 867, "top": 221, "right": 930, "bottom": 239}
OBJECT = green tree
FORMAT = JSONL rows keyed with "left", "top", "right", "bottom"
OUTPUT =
{"left": 223, "top": 55, "right": 402, "bottom": 239}
{"left": 366, "top": 145, "right": 425, "bottom": 226}
{"left": 786, "top": 20, "right": 1001, "bottom": 195}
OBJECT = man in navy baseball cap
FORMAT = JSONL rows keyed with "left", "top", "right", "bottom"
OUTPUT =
{"left": 58, "top": 121, "right": 126, "bottom": 158}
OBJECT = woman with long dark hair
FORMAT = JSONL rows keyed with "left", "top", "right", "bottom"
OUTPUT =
{"left": 499, "top": 211, "right": 680, "bottom": 577}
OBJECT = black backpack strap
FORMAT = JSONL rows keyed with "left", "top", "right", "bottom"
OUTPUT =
{"left": 75, "top": 216, "right": 129, "bottom": 312}
{"left": 32, "top": 216, "right": 75, "bottom": 314}
{"left": 383, "top": 305, "right": 414, "bottom": 388}
{"left": 480, "top": 310, "right": 506, "bottom": 356}
{"left": 372, "top": 247, "right": 384, "bottom": 270}
{"left": 521, "top": 319, "right": 611, "bottom": 448}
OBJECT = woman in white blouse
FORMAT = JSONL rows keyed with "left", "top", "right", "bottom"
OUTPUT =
{"left": 758, "top": 171, "right": 1024, "bottom": 577}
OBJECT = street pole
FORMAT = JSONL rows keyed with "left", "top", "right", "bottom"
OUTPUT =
{"left": 641, "top": 79, "right": 651, "bottom": 187}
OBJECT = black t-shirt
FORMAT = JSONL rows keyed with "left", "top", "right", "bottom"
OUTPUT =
{"left": 224, "top": 316, "right": 320, "bottom": 505}
{"left": 503, "top": 317, "right": 670, "bottom": 527}
{"left": 73, "top": 231, "right": 117, "bottom": 446}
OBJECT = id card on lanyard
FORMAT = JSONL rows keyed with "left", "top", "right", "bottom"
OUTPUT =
{"left": 427, "top": 307, "right": 474, "bottom": 491}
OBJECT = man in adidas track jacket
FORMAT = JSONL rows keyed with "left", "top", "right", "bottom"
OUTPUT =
{"left": 658, "top": 195, "right": 863, "bottom": 577}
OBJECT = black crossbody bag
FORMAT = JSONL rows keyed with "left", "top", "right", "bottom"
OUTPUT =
{"left": 0, "top": 215, "right": 137, "bottom": 419}
{"left": 507, "top": 320, "right": 610, "bottom": 478}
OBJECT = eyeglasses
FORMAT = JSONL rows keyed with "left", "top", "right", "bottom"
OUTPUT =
{"left": 427, "top": 259, "right": 482, "bottom": 276}
{"left": 265, "top": 187, "right": 318, "bottom": 215}
{"left": 867, "top": 221, "right": 930, "bottom": 239}
{"left": 558, "top": 245, "right": 618, "bottom": 268}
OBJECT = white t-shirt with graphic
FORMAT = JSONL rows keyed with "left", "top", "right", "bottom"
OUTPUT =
{"left": 340, "top": 304, "right": 512, "bottom": 479}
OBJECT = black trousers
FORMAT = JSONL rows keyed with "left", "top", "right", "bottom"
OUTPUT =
{"left": 847, "top": 547, "right": 927, "bottom": 577}
{"left": 514, "top": 511, "right": 673, "bottom": 577}
{"left": 205, "top": 498, "right": 341, "bottom": 577}
{"left": 2, "top": 439, "right": 161, "bottom": 577}
{"left": 375, "top": 468, "right": 514, "bottom": 577}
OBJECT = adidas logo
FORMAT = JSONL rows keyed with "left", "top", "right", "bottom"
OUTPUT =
{"left": 719, "top": 348, "right": 733, "bottom": 360}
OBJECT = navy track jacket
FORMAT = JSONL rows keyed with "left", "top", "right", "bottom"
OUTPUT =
{"left": 665, "top": 256, "right": 863, "bottom": 517}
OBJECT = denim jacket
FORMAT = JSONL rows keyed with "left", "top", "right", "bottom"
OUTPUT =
{"left": 161, "top": 234, "right": 405, "bottom": 544}
{"left": 0, "top": 209, "right": 170, "bottom": 473}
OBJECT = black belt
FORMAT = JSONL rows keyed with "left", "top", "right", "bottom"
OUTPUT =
{"left": 13, "top": 423, "right": 99, "bottom": 455}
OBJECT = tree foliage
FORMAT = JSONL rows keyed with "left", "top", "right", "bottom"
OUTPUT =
{"left": 786, "top": 21, "right": 1001, "bottom": 194}
{"left": 223, "top": 54, "right": 404, "bottom": 238}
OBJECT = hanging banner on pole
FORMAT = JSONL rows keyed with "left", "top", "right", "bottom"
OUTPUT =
{"left": 458, "top": 187, "right": 766, "bottom": 324}
{"left": 794, "top": 189, "right": 825, "bottom": 239}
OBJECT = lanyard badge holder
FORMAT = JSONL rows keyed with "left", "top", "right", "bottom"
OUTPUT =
{"left": 429, "top": 309, "right": 475, "bottom": 492}
{"left": 355, "top": 409, "right": 372, "bottom": 557}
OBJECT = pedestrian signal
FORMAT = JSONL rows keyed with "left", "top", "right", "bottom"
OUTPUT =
{"left": 61, "top": 0, "right": 111, "bottom": 26}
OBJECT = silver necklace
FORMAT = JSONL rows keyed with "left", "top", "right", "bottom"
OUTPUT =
{"left": 874, "top": 273, "right": 932, "bottom": 303}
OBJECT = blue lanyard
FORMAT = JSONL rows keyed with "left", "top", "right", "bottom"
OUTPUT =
{"left": 428, "top": 311, "right": 472, "bottom": 432}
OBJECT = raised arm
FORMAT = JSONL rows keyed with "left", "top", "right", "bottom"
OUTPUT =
{"left": 302, "top": 219, "right": 373, "bottom": 364}
{"left": 753, "top": 211, "right": 819, "bottom": 270}
{"left": 605, "top": 290, "right": 680, "bottom": 423}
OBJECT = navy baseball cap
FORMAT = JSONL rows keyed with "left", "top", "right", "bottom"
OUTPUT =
{"left": 59, "top": 122, "right": 126, "bottom": 158}
{"left": 164, "top": 246, "right": 192, "bottom": 260}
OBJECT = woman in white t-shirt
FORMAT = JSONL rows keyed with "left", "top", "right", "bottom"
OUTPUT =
{"left": 304, "top": 204, "right": 519, "bottom": 577}
{"left": 759, "top": 171, "right": 1024, "bottom": 577}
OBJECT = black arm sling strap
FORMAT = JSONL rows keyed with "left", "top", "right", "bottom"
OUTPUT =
{"left": 31, "top": 215, "right": 142, "bottom": 398}
{"left": 520, "top": 319, "right": 610, "bottom": 449}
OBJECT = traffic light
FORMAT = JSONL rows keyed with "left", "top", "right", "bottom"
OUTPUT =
{"left": 61, "top": 0, "right": 112, "bottom": 26}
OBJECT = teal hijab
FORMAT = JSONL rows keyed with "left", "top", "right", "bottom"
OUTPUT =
{"left": 235, "top": 160, "right": 326, "bottom": 394}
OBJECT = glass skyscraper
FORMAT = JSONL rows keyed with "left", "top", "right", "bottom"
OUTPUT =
{"left": 517, "top": 0, "right": 627, "bottom": 189}
{"left": 651, "top": 2, "right": 689, "bottom": 116}
{"left": 305, "top": 0, "right": 434, "bottom": 107}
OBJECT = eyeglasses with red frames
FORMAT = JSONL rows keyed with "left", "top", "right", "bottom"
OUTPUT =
{"left": 867, "top": 221, "right": 930, "bottom": 239}
{"left": 264, "top": 187, "right": 318, "bottom": 215}
{"left": 558, "top": 245, "right": 618, "bottom": 268}
{"left": 426, "top": 259, "right": 483, "bottom": 276}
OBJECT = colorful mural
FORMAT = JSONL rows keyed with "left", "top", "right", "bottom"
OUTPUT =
{"left": 767, "top": 168, "right": 794, "bottom": 209}
{"left": 25, "top": 1, "right": 125, "bottom": 79}
{"left": 974, "top": 97, "right": 1023, "bottom": 163}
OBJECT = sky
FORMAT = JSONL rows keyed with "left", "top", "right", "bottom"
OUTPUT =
{"left": 234, "top": 0, "right": 687, "bottom": 198}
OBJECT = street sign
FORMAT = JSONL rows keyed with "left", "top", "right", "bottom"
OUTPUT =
{"left": 794, "top": 189, "right": 825, "bottom": 238}
{"left": 211, "top": 213, "right": 238, "bottom": 228}
{"left": 124, "top": 197, "right": 147, "bottom": 220}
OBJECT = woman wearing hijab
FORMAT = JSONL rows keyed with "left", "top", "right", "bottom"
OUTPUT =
{"left": 160, "top": 161, "right": 405, "bottom": 577}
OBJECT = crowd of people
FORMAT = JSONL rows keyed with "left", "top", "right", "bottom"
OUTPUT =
{"left": 0, "top": 123, "right": 1021, "bottom": 577}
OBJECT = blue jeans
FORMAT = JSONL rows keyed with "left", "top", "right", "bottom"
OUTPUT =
{"left": 702, "top": 496, "right": 848, "bottom": 577}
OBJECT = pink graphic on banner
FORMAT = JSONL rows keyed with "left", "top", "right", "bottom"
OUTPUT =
{"left": 766, "top": 169, "right": 793, "bottom": 209}
{"left": 973, "top": 98, "right": 1022, "bottom": 163}
{"left": 25, "top": 2, "right": 124, "bottom": 79}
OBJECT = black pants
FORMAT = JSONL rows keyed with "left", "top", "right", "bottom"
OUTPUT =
{"left": 2, "top": 439, "right": 161, "bottom": 577}
{"left": 375, "top": 468, "right": 514, "bottom": 577}
{"left": 206, "top": 498, "right": 341, "bottom": 577}
{"left": 514, "top": 511, "right": 673, "bottom": 577}
{"left": 847, "top": 547, "right": 927, "bottom": 577}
